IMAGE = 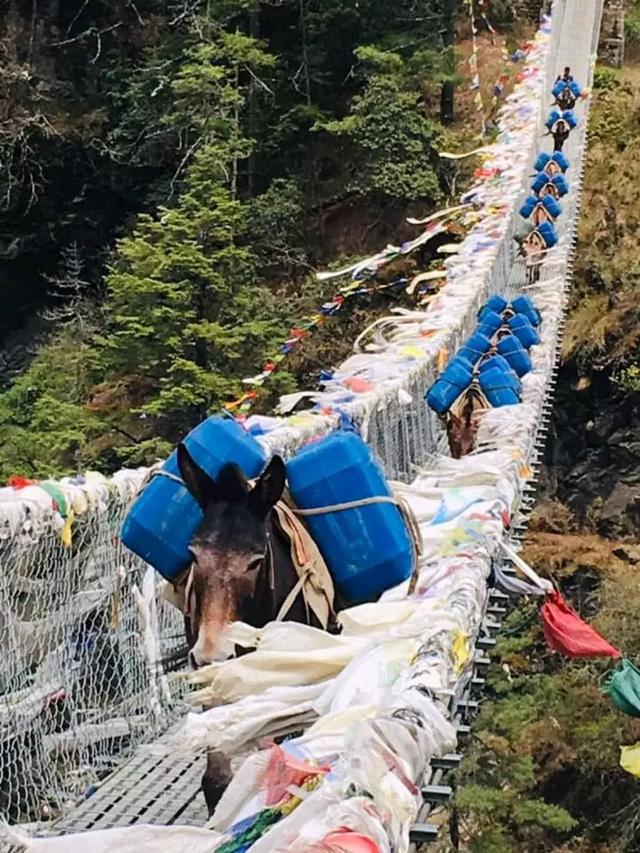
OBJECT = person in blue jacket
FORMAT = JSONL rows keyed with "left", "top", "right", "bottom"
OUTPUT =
{"left": 556, "top": 66, "right": 574, "bottom": 84}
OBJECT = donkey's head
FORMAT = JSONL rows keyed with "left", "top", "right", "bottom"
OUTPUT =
{"left": 540, "top": 182, "right": 559, "bottom": 200}
{"left": 447, "top": 386, "right": 487, "bottom": 459}
{"left": 556, "top": 89, "right": 576, "bottom": 111}
{"left": 554, "top": 119, "right": 568, "bottom": 137}
{"left": 522, "top": 229, "right": 546, "bottom": 257}
{"left": 532, "top": 204, "right": 552, "bottom": 227}
{"left": 177, "top": 444, "right": 286, "bottom": 666}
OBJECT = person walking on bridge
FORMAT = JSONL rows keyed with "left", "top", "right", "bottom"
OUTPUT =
{"left": 556, "top": 66, "right": 574, "bottom": 84}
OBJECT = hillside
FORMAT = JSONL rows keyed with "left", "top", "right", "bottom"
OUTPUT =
{"left": 440, "top": 42, "right": 640, "bottom": 853}
{"left": 0, "top": 1, "right": 529, "bottom": 480}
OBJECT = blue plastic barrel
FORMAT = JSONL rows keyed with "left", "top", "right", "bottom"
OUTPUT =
{"left": 446, "top": 354, "right": 476, "bottom": 371}
{"left": 457, "top": 331, "right": 493, "bottom": 365}
{"left": 541, "top": 195, "right": 562, "bottom": 219}
{"left": 476, "top": 322, "right": 498, "bottom": 340}
{"left": 478, "top": 354, "right": 515, "bottom": 376}
{"left": 481, "top": 294, "right": 508, "bottom": 316}
{"left": 497, "top": 335, "right": 533, "bottom": 376}
{"left": 121, "top": 416, "right": 267, "bottom": 579}
{"left": 562, "top": 109, "right": 577, "bottom": 129}
{"left": 551, "top": 174, "right": 569, "bottom": 196}
{"left": 456, "top": 346, "right": 482, "bottom": 366}
{"left": 552, "top": 151, "right": 569, "bottom": 172}
{"left": 477, "top": 309, "right": 504, "bottom": 333}
{"left": 484, "top": 362, "right": 521, "bottom": 393}
{"left": 538, "top": 221, "right": 558, "bottom": 248}
{"left": 519, "top": 195, "right": 538, "bottom": 219}
{"left": 427, "top": 357, "right": 473, "bottom": 414}
{"left": 286, "top": 432, "right": 414, "bottom": 604}
{"left": 511, "top": 295, "right": 542, "bottom": 327}
{"left": 508, "top": 314, "right": 540, "bottom": 349}
{"left": 440, "top": 356, "right": 476, "bottom": 383}
{"left": 568, "top": 80, "right": 581, "bottom": 97}
{"left": 551, "top": 80, "right": 565, "bottom": 98}
{"left": 546, "top": 109, "right": 561, "bottom": 129}
{"left": 534, "top": 152, "right": 551, "bottom": 172}
{"left": 441, "top": 357, "right": 475, "bottom": 383}
{"left": 479, "top": 367, "right": 521, "bottom": 407}
{"left": 531, "top": 172, "right": 549, "bottom": 195}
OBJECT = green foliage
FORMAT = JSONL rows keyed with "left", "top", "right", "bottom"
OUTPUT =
{"left": 589, "top": 73, "right": 637, "bottom": 147}
{"left": 566, "top": 66, "right": 640, "bottom": 374}
{"left": 0, "top": 0, "right": 453, "bottom": 478}
{"left": 96, "top": 143, "right": 287, "bottom": 451}
{"left": 593, "top": 65, "right": 620, "bottom": 91}
{"left": 456, "top": 570, "right": 640, "bottom": 852}
{"left": 624, "top": 10, "right": 640, "bottom": 50}
{"left": 612, "top": 364, "right": 640, "bottom": 392}
{"left": 0, "top": 325, "right": 102, "bottom": 479}
{"left": 456, "top": 783, "right": 575, "bottom": 852}
{"left": 164, "top": 33, "right": 276, "bottom": 173}
{"left": 318, "top": 45, "right": 444, "bottom": 202}
{"left": 247, "top": 179, "right": 309, "bottom": 276}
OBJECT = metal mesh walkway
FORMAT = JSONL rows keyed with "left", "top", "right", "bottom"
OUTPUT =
{"left": 52, "top": 752, "right": 208, "bottom": 833}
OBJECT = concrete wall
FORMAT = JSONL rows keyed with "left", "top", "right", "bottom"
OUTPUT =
{"left": 512, "top": 0, "right": 625, "bottom": 68}
{"left": 599, "top": 0, "right": 625, "bottom": 67}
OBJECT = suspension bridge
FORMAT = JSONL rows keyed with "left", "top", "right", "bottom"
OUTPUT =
{"left": 0, "top": 0, "right": 604, "bottom": 849}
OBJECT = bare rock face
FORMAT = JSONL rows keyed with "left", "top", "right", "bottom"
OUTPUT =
{"left": 612, "top": 542, "right": 640, "bottom": 564}
{"left": 543, "top": 366, "right": 640, "bottom": 539}
{"left": 600, "top": 0, "right": 626, "bottom": 68}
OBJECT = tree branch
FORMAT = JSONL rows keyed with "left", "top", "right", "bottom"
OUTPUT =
{"left": 66, "top": 0, "right": 93, "bottom": 36}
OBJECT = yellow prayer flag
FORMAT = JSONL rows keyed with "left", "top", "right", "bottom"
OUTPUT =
{"left": 620, "top": 743, "right": 640, "bottom": 777}
{"left": 399, "top": 345, "right": 427, "bottom": 361}
{"left": 453, "top": 630, "right": 470, "bottom": 674}
{"left": 61, "top": 509, "right": 75, "bottom": 548}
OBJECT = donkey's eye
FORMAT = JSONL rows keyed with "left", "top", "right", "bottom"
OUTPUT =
{"left": 246, "top": 555, "right": 263, "bottom": 572}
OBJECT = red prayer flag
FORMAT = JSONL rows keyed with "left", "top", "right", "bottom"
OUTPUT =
{"left": 343, "top": 377, "right": 374, "bottom": 393}
{"left": 541, "top": 591, "right": 621, "bottom": 659}
{"left": 8, "top": 476, "right": 37, "bottom": 489}
{"left": 263, "top": 744, "right": 329, "bottom": 806}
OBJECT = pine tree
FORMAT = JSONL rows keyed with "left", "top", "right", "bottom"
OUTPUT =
{"left": 96, "top": 142, "right": 285, "bottom": 448}
{"left": 318, "top": 46, "right": 445, "bottom": 203}
{"left": 40, "top": 243, "right": 89, "bottom": 325}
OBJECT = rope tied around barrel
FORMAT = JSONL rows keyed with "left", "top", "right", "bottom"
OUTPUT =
{"left": 147, "top": 469, "right": 424, "bottom": 595}
{"left": 291, "top": 494, "right": 423, "bottom": 595}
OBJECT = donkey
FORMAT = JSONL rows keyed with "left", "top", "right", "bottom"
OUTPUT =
{"left": 531, "top": 202, "right": 555, "bottom": 228}
{"left": 554, "top": 87, "right": 576, "bottom": 111}
{"left": 542, "top": 159, "right": 562, "bottom": 179}
{"left": 549, "top": 118, "right": 570, "bottom": 152}
{"left": 176, "top": 443, "right": 330, "bottom": 815}
{"left": 446, "top": 383, "right": 489, "bottom": 458}
{"left": 539, "top": 181, "right": 561, "bottom": 200}
{"left": 515, "top": 229, "right": 546, "bottom": 285}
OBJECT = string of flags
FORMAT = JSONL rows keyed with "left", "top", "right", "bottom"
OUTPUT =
{"left": 477, "top": 0, "right": 497, "bottom": 36}
{"left": 225, "top": 15, "right": 536, "bottom": 416}
{"left": 225, "top": 213, "right": 468, "bottom": 416}
{"left": 464, "top": 1, "right": 532, "bottom": 131}
{"left": 491, "top": 43, "right": 512, "bottom": 110}
{"left": 465, "top": 0, "right": 486, "bottom": 129}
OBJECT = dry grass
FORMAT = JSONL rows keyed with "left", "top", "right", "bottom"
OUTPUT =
{"left": 523, "top": 530, "right": 627, "bottom": 579}
{"left": 564, "top": 65, "right": 640, "bottom": 370}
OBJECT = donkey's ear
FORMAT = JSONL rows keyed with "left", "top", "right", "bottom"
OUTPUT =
{"left": 250, "top": 455, "right": 286, "bottom": 516}
{"left": 177, "top": 443, "right": 219, "bottom": 509}
{"left": 216, "top": 464, "right": 250, "bottom": 502}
